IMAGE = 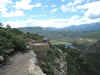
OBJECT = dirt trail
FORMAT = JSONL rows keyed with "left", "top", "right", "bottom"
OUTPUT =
{"left": 0, "top": 50, "right": 45, "bottom": 75}
{"left": 0, "top": 51, "right": 31, "bottom": 75}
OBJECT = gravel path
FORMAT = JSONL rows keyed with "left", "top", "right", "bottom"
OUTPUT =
{"left": 0, "top": 50, "right": 45, "bottom": 75}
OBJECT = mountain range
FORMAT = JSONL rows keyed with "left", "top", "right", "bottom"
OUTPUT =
{"left": 19, "top": 22, "right": 100, "bottom": 41}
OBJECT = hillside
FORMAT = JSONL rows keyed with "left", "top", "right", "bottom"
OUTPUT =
{"left": 0, "top": 22, "right": 100, "bottom": 75}
{"left": 65, "top": 22, "right": 100, "bottom": 32}
{"left": 0, "top": 23, "right": 44, "bottom": 65}
{"left": 81, "top": 40, "right": 100, "bottom": 75}
{"left": 0, "top": 23, "right": 46, "bottom": 75}
{"left": 19, "top": 22, "right": 100, "bottom": 41}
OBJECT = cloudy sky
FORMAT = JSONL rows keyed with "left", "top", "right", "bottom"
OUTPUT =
{"left": 0, "top": 0, "right": 100, "bottom": 28}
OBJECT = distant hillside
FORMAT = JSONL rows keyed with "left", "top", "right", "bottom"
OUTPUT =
{"left": 19, "top": 22, "right": 100, "bottom": 41}
{"left": 65, "top": 22, "right": 100, "bottom": 32}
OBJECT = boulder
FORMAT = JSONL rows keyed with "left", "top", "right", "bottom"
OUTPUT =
{"left": 0, "top": 56, "right": 4, "bottom": 62}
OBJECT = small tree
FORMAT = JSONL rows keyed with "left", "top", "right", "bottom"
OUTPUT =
{"left": 6, "top": 24, "right": 11, "bottom": 29}
{"left": 0, "top": 23, "right": 3, "bottom": 28}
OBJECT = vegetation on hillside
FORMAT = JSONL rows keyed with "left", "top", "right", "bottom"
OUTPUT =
{"left": 34, "top": 45, "right": 67, "bottom": 75}
{"left": 0, "top": 23, "right": 44, "bottom": 64}
{"left": 0, "top": 22, "right": 100, "bottom": 75}
{"left": 57, "top": 40, "right": 100, "bottom": 75}
{"left": 33, "top": 39, "right": 100, "bottom": 75}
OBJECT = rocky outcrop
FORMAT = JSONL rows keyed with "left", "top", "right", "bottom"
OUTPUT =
{"left": 0, "top": 56, "right": 4, "bottom": 62}
{"left": 28, "top": 51, "right": 46, "bottom": 75}
{"left": 52, "top": 48, "right": 67, "bottom": 75}
{"left": 33, "top": 44, "right": 67, "bottom": 75}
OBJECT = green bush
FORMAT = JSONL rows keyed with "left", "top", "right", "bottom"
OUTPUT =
{"left": 12, "top": 36, "right": 26, "bottom": 51}
{"left": 0, "top": 24, "right": 26, "bottom": 56}
{"left": 25, "top": 32, "right": 44, "bottom": 40}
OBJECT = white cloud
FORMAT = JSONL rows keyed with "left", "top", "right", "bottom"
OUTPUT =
{"left": 3, "top": 16, "right": 81, "bottom": 28}
{"left": 78, "top": 17, "right": 100, "bottom": 25}
{"left": 14, "top": 0, "right": 32, "bottom": 10}
{"left": 4, "top": 15, "right": 100, "bottom": 28}
{"left": 60, "top": 0, "right": 83, "bottom": 13}
{"left": 84, "top": 2, "right": 100, "bottom": 19}
{"left": 25, "top": 18, "right": 68, "bottom": 28}
{"left": 0, "top": 0, "right": 24, "bottom": 18}
{"left": 0, "top": 0, "right": 12, "bottom": 15}
{"left": 77, "top": 1, "right": 100, "bottom": 9}
{"left": 4, "top": 20, "right": 27, "bottom": 28}
{"left": 4, "top": 18, "right": 68, "bottom": 28}
{"left": 60, "top": 2, "right": 76, "bottom": 13}
{"left": 61, "top": 0, "right": 65, "bottom": 2}
{"left": 2, "top": 10, "right": 24, "bottom": 17}
{"left": 60, "top": 5, "right": 70, "bottom": 13}
{"left": 76, "top": 1, "right": 100, "bottom": 19}
{"left": 51, "top": 8, "right": 58, "bottom": 13}
{"left": 14, "top": 0, "right": 42, "bottom": 10}
{"left": 63, "top": 15, "right": 100, "bottom": 26}
{"left": 60, "top": 0, "right": 100, "bottom": 20}
{"left": 1, "top": 0, "right": 100, "bottom": 28}
{"left": 0, "top": 8, "right": 8, "bottom": 14}
{"left": 0, "top": 0, "right": 12, "bottom": 7}
{"left": 31, "top": 14, "right": 47, "bottom": 17}
{"left": 74, "top": 0, "right": 82, "bottom": 5}
{"left": 33, "top": 3, "right": 42, "bottom": 8}
{"left": 67, "top": 2, "right": 73, "bottom": 6}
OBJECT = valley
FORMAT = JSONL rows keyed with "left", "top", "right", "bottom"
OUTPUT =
{"left": 0, "top": 0, "right": 100, "bottom": 75}
{"left": 19, "top": 22, "right": 100, "bottom": 47}
{"left": 0, "top": 22, "right": 100, "bottom": 75}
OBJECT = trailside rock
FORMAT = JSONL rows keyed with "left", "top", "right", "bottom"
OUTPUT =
{"left": 28, "top": 51, "right": 46, "bottom": 75}
{"left": 0, "top": 56, "right": 4, "bottom": 62}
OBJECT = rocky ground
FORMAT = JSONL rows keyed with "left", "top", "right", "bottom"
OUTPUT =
{"left": 0, "top": 50, "right": 45, "bottom": 75}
